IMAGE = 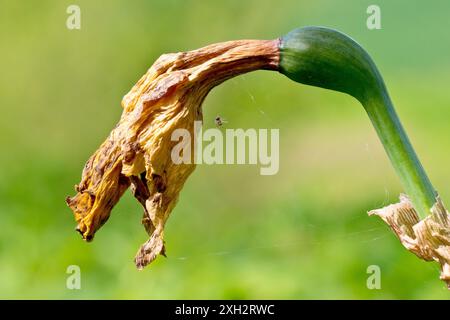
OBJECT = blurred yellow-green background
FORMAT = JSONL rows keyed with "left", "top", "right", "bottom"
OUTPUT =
{"left": 1, "top": 0, "right": 450, "bottom": 299}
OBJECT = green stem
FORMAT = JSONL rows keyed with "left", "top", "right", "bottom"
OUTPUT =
{"left": 365, "top": 86, "right": 436, "bottom": 218}
{"left": 278, "top": 26, "right": 437, "bottom": 218}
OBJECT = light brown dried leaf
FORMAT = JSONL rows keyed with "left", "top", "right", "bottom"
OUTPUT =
{"left": 369, "top": 194, "right": 450, "bottom": 288}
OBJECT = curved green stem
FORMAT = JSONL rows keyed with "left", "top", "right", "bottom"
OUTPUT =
{"left": 278, "top": 26, "right": 436, "bottom": 218}
{"left": 366, "top": 87, "right": 436, "bottom": 218}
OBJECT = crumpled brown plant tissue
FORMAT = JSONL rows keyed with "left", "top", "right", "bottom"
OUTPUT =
{"left": 66, "top": 39, "right": 279, "bottom": 269}
{"left": 369, "top": 195, "right": 450, "bottom": 288}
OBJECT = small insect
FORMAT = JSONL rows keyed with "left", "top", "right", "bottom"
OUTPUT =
{"left": 215, "top": 115, "right": 227, "bottom": 127}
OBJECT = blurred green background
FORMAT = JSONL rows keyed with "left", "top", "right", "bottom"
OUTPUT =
{"left": 1, "top": 0, "right": 449, "bottom": 299}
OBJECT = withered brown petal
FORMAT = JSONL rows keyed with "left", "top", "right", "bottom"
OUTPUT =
{"left": 66, "top": 39, "right": 279, "bottom": 269}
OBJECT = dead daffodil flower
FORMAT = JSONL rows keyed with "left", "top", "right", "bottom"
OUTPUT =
{"left": 66, "top": 39, "right": 279, "bottom": 268}
{"left": 67, "top": 27, "right": 450, "bottom": 287}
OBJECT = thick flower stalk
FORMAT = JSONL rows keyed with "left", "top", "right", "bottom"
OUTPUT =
{"left": 66, "top": 26, "right": 450, "bottom": 287}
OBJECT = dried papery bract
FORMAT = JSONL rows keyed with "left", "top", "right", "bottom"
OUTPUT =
{"left": 66, "top": 39, "right": 279, "bottom": 269}
{"left": 369, "top": 195, "right": 450, "bottom": 288}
